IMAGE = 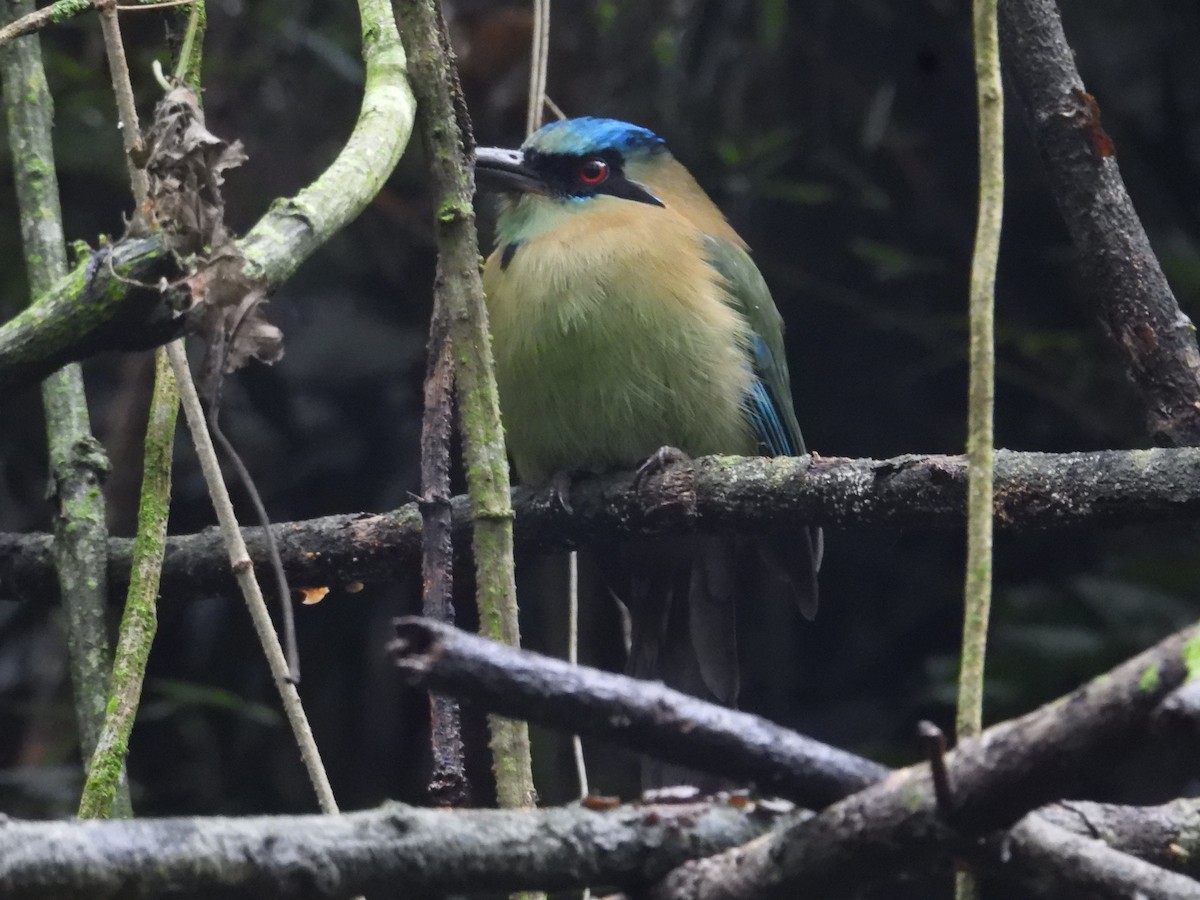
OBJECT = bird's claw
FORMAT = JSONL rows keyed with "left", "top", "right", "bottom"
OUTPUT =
{"left": 549, "top": 469, "right": 575, "bottom": 515}
{"left": 633, "top": 445, "right": 691, "bottom": 491}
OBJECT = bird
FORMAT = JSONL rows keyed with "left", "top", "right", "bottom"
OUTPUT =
{"left": 474, "top": 117, "right": 822, "bottom": 787}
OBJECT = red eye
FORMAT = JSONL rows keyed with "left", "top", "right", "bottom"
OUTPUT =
{"left": 578, "top": 157, "right": 609, "bottom": 185}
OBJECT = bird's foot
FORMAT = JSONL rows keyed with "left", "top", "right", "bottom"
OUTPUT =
{"left": 633, "top": 445, "right": 691, "bottom": 492}
{"left": 547, "top": 468, "right": 576, "bottom": 515}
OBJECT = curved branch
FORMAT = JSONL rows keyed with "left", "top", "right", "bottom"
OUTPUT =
{"left": 234, "top": 0, "right": 413, "bottom": 287}
{"left": 4, "top": 447, "right": 1200, "bottom": 604}
{"left": 999, "top": 0, "right": 1200, "bottom": 446}
{"left": 0, "top": 0, "right": 415, "bottom": 396}
{"left": 0, "top": 800, "right": 777, "bottom": 898}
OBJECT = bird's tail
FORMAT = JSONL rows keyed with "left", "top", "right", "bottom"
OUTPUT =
{"left": 610, "top": 536, "right": 739, "bottom": 791}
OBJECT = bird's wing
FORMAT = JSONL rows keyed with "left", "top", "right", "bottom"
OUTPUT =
{"left": 703, "top": 235, "right": 806, "bottom": 457}
{"left": 703, "top": 234, "right": 823, "bottom": 617}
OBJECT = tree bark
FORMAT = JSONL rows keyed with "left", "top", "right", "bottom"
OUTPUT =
{"left": 0, "top": 800, "right": 776, "bottom": 898}
{"left": 4, "top": 448, "right": 1200, "bottom": 605}
{"left": 999, "top": 0, "right": 1200, "bottom": 446}
{"left": 391, "top": 618, "right": 889, "bottom": 808}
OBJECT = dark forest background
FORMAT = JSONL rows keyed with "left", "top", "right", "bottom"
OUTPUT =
{"left": 1, "top": 0, "right": 1198, "bottom": 825}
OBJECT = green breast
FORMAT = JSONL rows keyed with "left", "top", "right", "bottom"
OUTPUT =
{"left": 485, "top": 240, "right": 755, "bottom": 484}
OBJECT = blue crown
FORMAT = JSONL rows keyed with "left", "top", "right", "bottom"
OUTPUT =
{"left": 524, "top": 117, "right": 666, "bottom": 157}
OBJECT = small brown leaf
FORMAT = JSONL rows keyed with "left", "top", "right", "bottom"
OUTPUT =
{"left": 580, "top": 794, "right": 621, "bottom": 810}
{"left": 300, "top": 587, "right": 330, "bottom": 605}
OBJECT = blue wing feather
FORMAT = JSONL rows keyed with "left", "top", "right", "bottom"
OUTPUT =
{"left": 745, "top": 378, "right": 795, "bottom": 457}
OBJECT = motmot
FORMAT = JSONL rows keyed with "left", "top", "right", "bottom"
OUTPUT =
{"left": 475, "top": 118, "right": 822, "bottom": 782}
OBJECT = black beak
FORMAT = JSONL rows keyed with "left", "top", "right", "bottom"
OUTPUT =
{"left": 473, "top": 146, "right": 665, "bottom": 208}
{"left": 474, "top": 147, "right": 549, "bottom": 195}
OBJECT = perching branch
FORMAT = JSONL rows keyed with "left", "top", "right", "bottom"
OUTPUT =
{"left": 0, "top": 800, "right": 780, "bottom": 898}
{"left": 999, "top": 0, "right": 1200, "bottom": 447}
{"left": 396, "top": 0, "right": 536, "bottom": 810}
{"left": 5, "top": 447, "right": 1200, "bottom": 605}
{"left": 390, "top": 617, "right": 890, "bottom": 808}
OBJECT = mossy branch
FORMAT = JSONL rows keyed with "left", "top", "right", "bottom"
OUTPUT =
{"left": 1, "top": 0, "right": 129, "bottom": 814}
{"left": 78, "top": 348, "right": 177, "bottom": 819}
{"left": 0, "top": 0, "right": 414, "bottom": 399}
{"left": 0, "top": 0, "right": 96, "bottom": 50}
{"left": 394, "top": 0, "right": 537, "bottom": 811}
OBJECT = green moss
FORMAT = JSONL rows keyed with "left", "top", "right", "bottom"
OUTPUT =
{"left": 50, "top": 0, "right": 91, "bottom": 23}
{"left": 1185, "top": 633, "right": 1200, "bottom": 681}
{"left": 1125, "top": 448, "right": 1155, "bottom": 470}
{"left": 1139, "top": 663, "right": 1160, "bottom": 693}
{"left": 437, "top": 200, "right": 468, "bottom": 224}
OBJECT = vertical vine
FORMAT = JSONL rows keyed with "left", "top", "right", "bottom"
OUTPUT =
{"left": 956, "top": 0, "right": 1003, "bottom": 895}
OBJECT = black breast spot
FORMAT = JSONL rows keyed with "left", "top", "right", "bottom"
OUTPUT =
{"left": 500, "top": 241, "right": 523, "bottom": 271}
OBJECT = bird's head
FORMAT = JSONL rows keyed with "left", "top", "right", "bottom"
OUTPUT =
{"left": 475, "top": 117, "right": 668, "bottom": 211}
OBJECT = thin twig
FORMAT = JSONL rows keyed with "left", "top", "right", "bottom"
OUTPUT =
{"left": 955, "top": 1, "right": 1002, "bottom": 894}
{"left": 205, "top": 409, "right": 300, "bottom": 680}
{"left": 95, "top": 0, "right": 149, "bottom": 203}
{"left": 166, "top": 340, "right": 339, "bottom": 814}
{"left": 0, "top": 0, "right": 98, "bottom": 50}
{"left": 567, "top": 551, "right": 588, "bottom": 799}
{"left": 525, "top": 0, "right": 550, "bottom": 135}
{"left": 118, "top": 0, "right": 197, "bottom": 10}
{"left": 567, "top": 556, "right": 590, "bottom": 900}
{"left": 543, "top": 94, "right": 567, "bottom": 122}
{"left": 419, "top": 317, "right": 470, "bottom": 805}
